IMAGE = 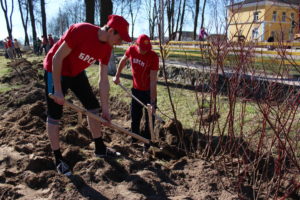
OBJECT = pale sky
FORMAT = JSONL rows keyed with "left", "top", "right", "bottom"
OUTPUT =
{"left": 0, "top": 0, "right": 153, "bottom": 42}
{"left": 0, "top": 0, "right": 221, "bottom": 43}
{"left": 0, "top": 0, "right": 70, "bottom": 41}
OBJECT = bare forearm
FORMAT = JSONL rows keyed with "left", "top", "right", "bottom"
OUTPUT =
{"left": 115, "top": 57, "right": 127, "bottom": 77}
{"left": 116, "top": 60, "right": 126, "bottom": 77}
{"left": 52, "top": 58, "right": 63, "bottom": 94}
{"left": 99, "top": 77, "right": 110, "bottom": 112}
{"left": 150, "top": 70, "right": 158, "bottom": 104}
{"left": 150, "top": 83, "right": 157, "bottom": 104}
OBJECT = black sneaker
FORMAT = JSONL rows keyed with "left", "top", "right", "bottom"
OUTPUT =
{"left": 95, "top": 147, "right": 121, "bottom": 158}
{"left": 56, "top": 160, "right": 72, "bottom": 176}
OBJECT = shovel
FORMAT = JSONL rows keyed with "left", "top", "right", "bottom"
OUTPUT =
{"left": 118, "top": 83, "right": 165, "bottom": 123}
{"left": 49, "top": 94, "right": 154, "bottom": 145}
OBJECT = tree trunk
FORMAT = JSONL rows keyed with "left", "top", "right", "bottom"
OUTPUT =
{"left": 18, "top": 0, "right": 29, "bottom": 45}
{"left": 0, "top": 0, "right": 14, "bottom": 39}
{"left": 85, "top": 0, "right": 95, "bottom": 24}
{"left": 147, "top": 0, "right": 157, "bottom": 40}
{"left": 100, "top": 0, "right": 115, "bottom": 75}
{"left": 28, "top": 0, "right": 37, "bottom": 44}
{"left": 193, "top": 0, "right": 200, "bottom": 40}
{"left": 129, "top": 0, "right": 141, "bottom": 41}
{"left": 174, "top": 0, "right": 182, "bottom": 40}
{"left": 200, "top": 0, "right": 207, "bottom": 30}
{"left": 167, "top": 0, "right": 175, "bottom": 40}
{"left": 40, "top": 0, "right": 47, "bottom": 38}
{"left": 150, "top": 0, "right": 158, "bottom": 40}
{"left": 100, "top": 0, "right": 112, "bottom": 26}
{"left": 178, "top": 0, "right": 186, "bottom": 41}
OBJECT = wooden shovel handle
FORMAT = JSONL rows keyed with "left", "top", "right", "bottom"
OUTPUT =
{"left": 118, "top": 83, "right": 164, "bottom": 123}
{"left": 48, "top": 94, "right": 150, "bottom": 144}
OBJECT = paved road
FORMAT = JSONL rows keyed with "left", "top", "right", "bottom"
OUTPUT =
{"left": 161, "top": 60, "right": 300, "bottom": 87}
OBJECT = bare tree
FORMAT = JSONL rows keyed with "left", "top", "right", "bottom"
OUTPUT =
{"left": 65, "top": 1, "right": 85, "bottom": 24}
{"left": 128, "top": 0, "right": 141, "bottom": 40}
{"left": 178, "top": 0, "right": 186, "bottom": 41}
{"left": 200, "top": 0, "right": 207, "bottom": 30}
{"left": 145, "top": 0, "right": 158, "bottom": 39}
{"left": 100, "top": 0, "right": 112, "bottom": 26}
{"left": 18, "top": 0, "right": 29, "bottom": 45}
{"left": 174, "top": 0, "right": 182, "bottom": 38}
{"left": 48, "top": 1, "right": 86, "bottom": 37}
{"left": 28, "top": 0, "right": 37, "bottom": 44}
{"left": 0, "top": 0, "right": 14, "bottom": 39}
{"left": 193, "top": 0, "right": 200, "bottom": 40}
{"left": 166, "top": 0, "right": 175, "bottom": 40}
{"left": 85, "top": 0, "right": 95, "bottom": 24}
{"left": 209, "top": 0, "right": 230, "bottom": 34}
{"left": 112, "top": 0, "right": 127, "bottom": 16}
{"left": 100, "top": 0, "right": 115, "bottom": 75}
{"left": 48, "top": 8, "right": 69, "bottom": 37}
{"left": 40, "top": 0, "right": 47, "bottom": 37}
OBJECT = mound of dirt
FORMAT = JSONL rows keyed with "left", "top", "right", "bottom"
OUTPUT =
{"left": 1, "top": 58, "right": 297, "bottom": 199}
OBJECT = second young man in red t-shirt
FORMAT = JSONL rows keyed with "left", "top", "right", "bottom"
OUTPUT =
{"left": 113, "top": 34, "right": 159, "bottom": 145}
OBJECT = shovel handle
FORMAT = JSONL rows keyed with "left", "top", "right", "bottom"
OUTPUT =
{"left": 118, "top": 83, "right": 164, "bottom": 123}
{"left": 48, "top": 94, "right": 150, "bottom": 144}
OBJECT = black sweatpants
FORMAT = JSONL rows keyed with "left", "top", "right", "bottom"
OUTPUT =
{"left": 131, "top": 88, "right": 155, "bottom": 141}
{"left": 44, "top": 70, "right": 100, "bottom": 120}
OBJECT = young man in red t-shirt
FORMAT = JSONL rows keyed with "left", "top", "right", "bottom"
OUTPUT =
{"left": 44, "top": 15, "right": 131, "bottom": 176}
{"left": 113, "top": 34, "right": 159, "bottom": 145}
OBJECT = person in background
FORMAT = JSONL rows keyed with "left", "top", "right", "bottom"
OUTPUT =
{"left": 3, "top": 39, "right": 9, "bottom": 59}
{"left": 41, "top": 35, "right": 48, "bottom": 55}
{"left": 48, "top": 34, "right": 55, "bottom": 49}
{"left": 34, "top": 37, "right": 42, "bottom": 55}
{"left": 6, "top": 37, "right": 15, "bottom": 59}
{"left": 43, "top": 15, "right": 131, "bottom": 176}
{"left": 14, "top": 39, "right": 22, "bottom": 58}
{"left": 267, "top": 36, "right": 275, "bottom": 50}
{"left": 199, "top": 27, "right": 208, "bottom": 41}
{"left": 113, "top": 34, "right": 159, "bottom": 147}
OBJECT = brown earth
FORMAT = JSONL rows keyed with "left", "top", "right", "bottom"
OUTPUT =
{"left": 0, "top": 58, "right": 279, "bottom": 200}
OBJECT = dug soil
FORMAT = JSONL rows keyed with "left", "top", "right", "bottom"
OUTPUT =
{"left": 0, "top": 58, "right": 246, "bottom": 200}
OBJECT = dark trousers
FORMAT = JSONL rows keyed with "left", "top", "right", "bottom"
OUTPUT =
{"left": 131, "top": 88, "right": 155, "bottom": 141}
{"left": 44, "top": 70, "right": 100, "bottom": 120}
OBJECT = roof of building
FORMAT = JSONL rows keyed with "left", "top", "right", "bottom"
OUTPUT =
{"left": 231, "top": 0, "right": 299, "bottom": 6}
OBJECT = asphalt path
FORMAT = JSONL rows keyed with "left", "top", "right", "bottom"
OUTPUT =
{"left": 162, "top": 59, "right": 300, "bottom": 87}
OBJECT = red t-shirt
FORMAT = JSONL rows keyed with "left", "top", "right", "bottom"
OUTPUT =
{"left": 7, "top": 39, "right": 12, "bottom": 48}
{"left": 43, "top": 23, "right": 112, "bottom": 77}
{"left": 125, "top": 45, "right": 159, "bottom": 91}
{"left": 49, "top": 36, "right": 55, "bottom": 46}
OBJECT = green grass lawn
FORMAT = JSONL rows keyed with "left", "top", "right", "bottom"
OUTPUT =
{"left": 85, "top": 64, "right": 267, "bottom": 131}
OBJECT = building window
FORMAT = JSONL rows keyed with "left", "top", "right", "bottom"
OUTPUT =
{"left": 253, "top": 11, "right": 259, "bottom": 22}
{"left": 272, "top": 11, "right": 277, "bottom": 21}
{"left": 282, "top": 12, "right": 286, "bottom": 22}
{"left": 252, "top": 28, "right": 259, "bottom": 39}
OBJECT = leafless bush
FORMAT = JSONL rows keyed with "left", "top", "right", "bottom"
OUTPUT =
{"left": 157, "top": 10, "right": 300, "bottom": 200}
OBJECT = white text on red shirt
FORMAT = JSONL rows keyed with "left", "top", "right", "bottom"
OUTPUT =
{"left": 132, "top": 58, "right": 145, "bottom": 67}
{"left": 78, "top": 53, "right": 97, "bottom": 65}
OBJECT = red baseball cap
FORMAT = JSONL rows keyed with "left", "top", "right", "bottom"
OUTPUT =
{"left": 107, "top": 15, "right": 131, "bottom": 42}
{"left": 136, "top": 34, "right": 152, "bottom": 51}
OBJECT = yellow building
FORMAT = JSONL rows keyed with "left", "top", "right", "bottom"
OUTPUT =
{"left": 227, "top": 0, "right": 300, "bottom": 42}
